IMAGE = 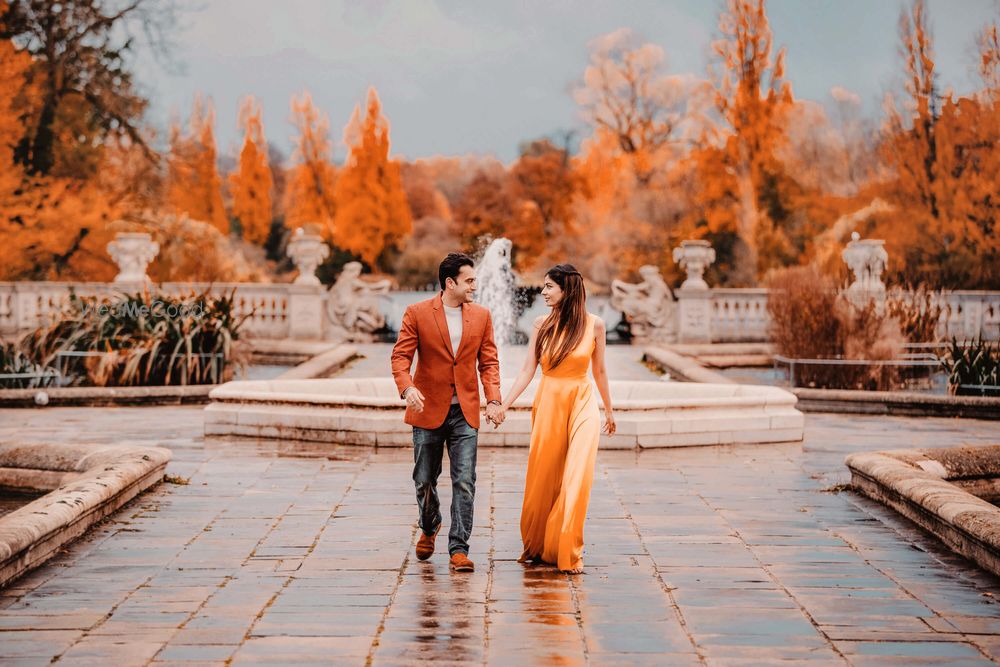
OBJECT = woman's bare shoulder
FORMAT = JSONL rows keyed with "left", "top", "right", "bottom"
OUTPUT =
{"left": 532, "top": 315, "right": 547, "bottom": 328}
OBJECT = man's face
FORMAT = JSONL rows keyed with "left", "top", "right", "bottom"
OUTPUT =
{"left": 448, "top": 265, "right": 477, "bottom": 302}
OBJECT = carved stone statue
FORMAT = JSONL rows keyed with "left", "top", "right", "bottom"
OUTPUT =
{"left": 326, "top": 262, "right": 392, "bottom": 338}
{"left": 611, "top": 265, "right": 676, "bottom": 341}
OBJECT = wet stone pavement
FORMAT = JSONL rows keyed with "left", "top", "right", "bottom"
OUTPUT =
{"left": 0, "top": 404, "right": 999, "bottom": 665}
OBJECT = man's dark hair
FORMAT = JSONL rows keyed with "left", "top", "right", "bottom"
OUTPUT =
{"left": 439, "top": 252, "right": 474, "bottom": 290}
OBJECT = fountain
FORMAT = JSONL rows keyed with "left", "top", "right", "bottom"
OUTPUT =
{"left": 204, "top": 237, "right": 804, "bottom": 448}
{"left": 474, "top": 238, "right": 517, "bottom": 346}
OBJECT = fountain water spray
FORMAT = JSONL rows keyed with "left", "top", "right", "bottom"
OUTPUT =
{"left": 475, "top": 238, "right": 517, "bottom": 347}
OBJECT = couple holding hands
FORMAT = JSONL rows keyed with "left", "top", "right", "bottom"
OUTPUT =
{"left": 391, "top": 252, "right": 615, "bottom": 575}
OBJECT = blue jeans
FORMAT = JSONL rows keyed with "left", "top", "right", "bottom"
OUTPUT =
{"left": 412, "top": 403, "right": 478, "bottom": 556}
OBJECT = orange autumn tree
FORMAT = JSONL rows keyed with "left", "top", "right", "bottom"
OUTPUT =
{"left": 229, "top": 96, "right": 273, "bottom": 245}
{"left": 284, "top": 91, "right": 337, "bottom": 236}
{"left": 0, "top": 16, "right": 29, "bottom": 208}
{"left": 571, "top": 126, "right": 694, "bottom": 286}
{"left": 571, "top": 29, "right": 709, "bottom": 286}
{"left": 511, "top": 139, "right": 581, "bottom": 239}
{"left": 574, "top": 28, "right": 705, "bottom": 184}
{"left": 0, "top": 18, "right": 121, "bottom": 281}
{"left": 167, "top": 96, "right": 228, "bottom": 234}
{"left": 692, "top": 0, "right": 797, "bottom": 284}
{"left": 1, "top": 0, "right": 160, "bottom": 178}
{"left": 454, "top": 169, "right": 544, "bottom": 272}
{"left": 980, "top": 22, "right": 1000, "bottom": 93}
{"left": 869, "top": 1, "right": 1000, "bottom": 288}
{"left": 332, "top": 87, "right": 412, "bottom": 269}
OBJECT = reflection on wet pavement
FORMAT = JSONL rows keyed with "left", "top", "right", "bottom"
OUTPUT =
{"left": 0, "top": 405, "right": 999, "bottom": 664}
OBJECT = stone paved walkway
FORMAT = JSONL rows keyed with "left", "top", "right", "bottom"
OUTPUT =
{"left": 0, "top": 404, "right": 999, "bottom": 665}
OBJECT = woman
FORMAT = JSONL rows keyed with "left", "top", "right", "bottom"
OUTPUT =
{"left": 498, "top": 264, "right": 615, "bottom": 574}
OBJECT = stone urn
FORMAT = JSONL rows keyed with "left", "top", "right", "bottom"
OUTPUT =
{"left": 106, "top": 232, "right": 159, "bottom": 283}
{"left": 672, "top": 240, "right": 716, "bottom": 290}
{"left": 287, "top": 227, "right": 329, "bottom": 286}
{"left": 842, "top": 232, "right": 888, "bottom": 306}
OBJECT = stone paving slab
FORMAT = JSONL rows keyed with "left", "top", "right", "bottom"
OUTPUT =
{"left": 0, "top": 405, "right": 998, "bottom": 665}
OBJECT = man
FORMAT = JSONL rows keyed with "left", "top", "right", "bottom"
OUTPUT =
{"left": 391, "top": 252, "right": 504, "bottom": 572}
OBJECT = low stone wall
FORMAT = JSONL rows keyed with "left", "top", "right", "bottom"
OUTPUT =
{"left": 0, "top": 443, "right": 171, "bottom": 588}
{"left": 0, "top": 343, "right": 357, "bottom": 409}
{"left": 248, "top": 339, "right": 347, "bottom": 366}
{"left": 0, "top": 384, "right": 214, "bottom": 408}
{"left": 846, "top": 445, "right": 1000, "bottom": 577}
{"left": 204, "top": 377, "right": 804, "bottom": 448}
{"left": 273, "top": 345, "right": 357, "bottom": 380}
{"left": 647, "top": 344, "right": 1000, "bottom": 421}
{"left": 794, "top": 388, "right": 1000, "bottom": 420}
{"left": 643, "top": 346, "right": 735, "bottom": 384}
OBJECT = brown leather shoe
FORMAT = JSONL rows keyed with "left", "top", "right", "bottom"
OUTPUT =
{"left": 415, "top": 525, "right": 440, "bottom": 561}
{"left": 449, "top": 552, "right": 475, "bottom": 572}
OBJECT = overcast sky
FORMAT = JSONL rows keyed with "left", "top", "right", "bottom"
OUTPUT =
{"left": 135, "top": 0, "right": 999, "bottom": 163}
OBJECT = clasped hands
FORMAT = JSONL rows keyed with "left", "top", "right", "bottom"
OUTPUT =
{"left": 485, "top": 402, "right": 505, "bottom": 429}
{"left": 404, "top": 388, "right": 506, "bottom": 429}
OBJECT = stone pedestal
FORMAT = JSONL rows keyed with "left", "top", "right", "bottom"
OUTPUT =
{"left": 287, "top": 285, "right": 326, "bottom": 340}
{"left": 676, "top": 288, "right": 713, "bottom": 343}
{"left": 672, "top": 239, "right": 717, "bottom": 343}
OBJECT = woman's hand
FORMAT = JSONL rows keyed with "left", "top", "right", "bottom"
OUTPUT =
{"left": 602, "top": 408, "right": 616, "bottom": 436}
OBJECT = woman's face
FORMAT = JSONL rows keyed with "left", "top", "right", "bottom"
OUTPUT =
{"left": 541, "top": 274, "right": 564, "bottom": 308}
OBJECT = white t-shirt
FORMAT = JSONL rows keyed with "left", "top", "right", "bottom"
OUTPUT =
{"left": 444, "top": 304, "right": 463, "bottom": 404}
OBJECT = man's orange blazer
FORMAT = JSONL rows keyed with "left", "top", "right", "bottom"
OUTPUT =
{"left": 390, "top": 292, "right": 501, "bottom": 430}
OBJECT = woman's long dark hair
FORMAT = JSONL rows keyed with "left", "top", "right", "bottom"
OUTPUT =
{"left": 535, "top": 264, "right": 587, "bottom": 369}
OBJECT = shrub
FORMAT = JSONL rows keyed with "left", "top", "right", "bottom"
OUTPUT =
{"left": 941, "top": 337, "right": 1000, "bottom": 397}
{"left": 17, "top": 287, "right": 251, "bottom": 387}
{"left": 886, "top": 286, "right": 943, "bottom": 343}
{"left": 766, "top": 266, "right": 904, "bottom": 390}
{"left": 0, "top": 340, "right": 59, "bottom": 389}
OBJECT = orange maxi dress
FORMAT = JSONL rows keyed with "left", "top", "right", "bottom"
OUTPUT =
{"left": 519, "top": 313, "right": 601, "bottom": 571}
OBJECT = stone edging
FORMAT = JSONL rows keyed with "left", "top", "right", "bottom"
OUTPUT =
{"left": 205, "top": 377, "right": 804, "bottom": 448}
{"left": 0, "top": 442, "right": 172, "bottom": 588}
{"left": 795, "top": 388, "right": 1000, "bottom": 420}
{"left": 645, "top": 344, "right": 999, "bottom": 420}
{"left": 0, "top": 344, "right": 357, "bottom": 409}
{"left": 273, "top": 345, "right": 358, "bottom": 380}
{"left": 0, "top": 384, "right": 215, "bottom": 408}
{"left": 643, "top": 347, "right": 735, "bottom": 384}
{"left": 846, "top": 446, "right": 1000, "bottom": 577}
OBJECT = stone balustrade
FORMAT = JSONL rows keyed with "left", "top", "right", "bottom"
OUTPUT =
{"left": 0, "top": 281, "right": 312, "bottom": 341}
{"left": 936, "top": 291, "right": 1000, "bottom": 342}
{"left": 1, "top": 230, "right": 998, "bottom": 344}
{"left": 3, "top": 279, "right": 994, "bottom": 344}
{"left": 709, "top": 288, "right": 771, "bottom": 342}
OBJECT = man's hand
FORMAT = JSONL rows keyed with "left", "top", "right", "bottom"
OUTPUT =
{"left": 485, "top": 402, "right": 505, "bottom": 428}
{"left": 404, "top": 387, "right": 425, "bottom": 412}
